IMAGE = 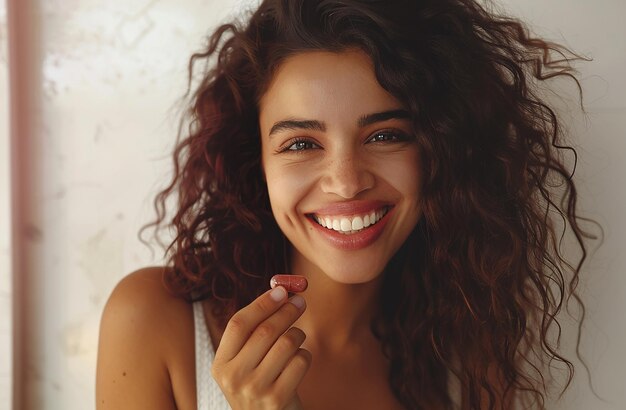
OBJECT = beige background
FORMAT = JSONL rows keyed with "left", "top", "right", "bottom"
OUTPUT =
{"left": 0, "top": 0, "right": 624, "bottom": 408}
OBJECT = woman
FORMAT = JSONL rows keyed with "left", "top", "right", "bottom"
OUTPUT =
{"left": 96, "top": 0, "right": 600, "bottom": 408}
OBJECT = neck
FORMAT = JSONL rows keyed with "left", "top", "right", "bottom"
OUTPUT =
{"left": 290, "top": 253, "right": 384, "bottom": 354}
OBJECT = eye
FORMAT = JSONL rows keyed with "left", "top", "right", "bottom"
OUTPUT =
{"left": 367, "top": 130, "right": 411, "bottom": 143}
{"left": 281, "top": 138, "right": 320, "bottom": 152}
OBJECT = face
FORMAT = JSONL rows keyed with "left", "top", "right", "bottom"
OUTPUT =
{"left": 259, "top": 49, "right": 422, "bottom": 285}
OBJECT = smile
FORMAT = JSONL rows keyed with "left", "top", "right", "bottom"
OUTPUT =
{"left": 309, "top": 206, "right": 391, "bottom": 235}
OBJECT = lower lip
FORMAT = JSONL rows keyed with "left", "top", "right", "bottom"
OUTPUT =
{"left": 307, "top": 207, "right": 394, "bottom": 251}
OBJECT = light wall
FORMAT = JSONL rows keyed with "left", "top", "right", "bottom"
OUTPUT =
{"left": 497, "top": 1, "right": 626, "bottom": 408}
{"left": 1, "top": 0, "right": 624, "bottom": 409}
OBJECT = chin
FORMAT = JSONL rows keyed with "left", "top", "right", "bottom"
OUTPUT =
{"left": 313, "top": 256, "right": 390, "bottom": 285}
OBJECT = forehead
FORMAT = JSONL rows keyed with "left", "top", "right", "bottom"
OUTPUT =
{"left": 258, "top": 49, "right": 403, "bottom": 133}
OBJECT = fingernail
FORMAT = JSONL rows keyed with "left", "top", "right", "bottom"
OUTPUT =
{"left": 289, "top": 295, "right": 306, "bottom": 310}
{"left": 269, "top": 286, "right": 287, "bottom": 302}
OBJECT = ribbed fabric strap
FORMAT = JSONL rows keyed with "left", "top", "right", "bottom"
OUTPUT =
{"left": 193, "top": 301, "right": 232, "bottom": 409}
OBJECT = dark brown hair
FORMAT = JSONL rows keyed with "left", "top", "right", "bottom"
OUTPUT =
{"left": 143, "top": 0, "right": 602, "bottom": 408}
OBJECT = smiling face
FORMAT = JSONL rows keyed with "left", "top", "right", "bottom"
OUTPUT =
{"left": 259, "top": 49, "right": 422, "bottom": 285}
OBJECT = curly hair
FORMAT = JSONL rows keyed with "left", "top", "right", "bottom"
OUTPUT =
{"left": 142, "top": 0, "right": 602, "bottom": 408}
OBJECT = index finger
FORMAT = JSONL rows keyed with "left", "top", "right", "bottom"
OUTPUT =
{"left": 214, "top": 285, "right": 289, "bottom": 363}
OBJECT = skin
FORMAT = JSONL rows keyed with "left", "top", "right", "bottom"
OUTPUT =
{"left": 259, "top": 49, "right": 422, "bottom": 287}
{"left": 95, "top": 50, "right": 510, "bottom": 408}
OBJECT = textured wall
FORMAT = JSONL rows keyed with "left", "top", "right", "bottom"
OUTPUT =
{"left": 1, "top": 0, "right": 624, "bottom": 409}
{"left": 5, "top": 0, "right": 258, "bottom": 408}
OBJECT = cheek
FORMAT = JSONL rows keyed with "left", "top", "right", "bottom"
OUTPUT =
{"left": 380, "top": 150, "right": 422, "bottom": 200}
{"left": 264, "top": 161, "right": 318, "bottom": 214}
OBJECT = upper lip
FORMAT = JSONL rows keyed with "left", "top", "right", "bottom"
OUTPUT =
{"left": 306, "top": 200, "right": 392, "bottom": 217}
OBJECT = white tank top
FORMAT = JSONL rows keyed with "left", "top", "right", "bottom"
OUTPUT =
{"left": 193, "top": 301, "right": 231, "bottom": 409}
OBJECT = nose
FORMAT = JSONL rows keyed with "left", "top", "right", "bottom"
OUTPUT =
{"left": 319, "top": 154, "right": 375, "bottom": 199}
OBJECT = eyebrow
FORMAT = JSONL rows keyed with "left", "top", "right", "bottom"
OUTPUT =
{"left": 358, "top": 109, "right": 411, "bottom": 127}
{"left": 268, "top": 109, "right": 411, "bottom": 137}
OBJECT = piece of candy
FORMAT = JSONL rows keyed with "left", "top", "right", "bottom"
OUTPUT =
{"left": 269, "top": 274, "right": 308, "bottom": 292}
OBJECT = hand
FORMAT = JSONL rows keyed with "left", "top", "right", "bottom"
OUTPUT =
{"left": 211, "top": 285, "right": 310, "bottom": 410}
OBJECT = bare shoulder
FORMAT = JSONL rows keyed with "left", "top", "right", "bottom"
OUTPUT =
{"left": 103, "top": 266, "right": 185, "bottom": 317}
{"left": 96, "top": 266, "right": 197, "bottom": 410}
{"left": 99, "top": 266, "right": 190, "bottom": 348}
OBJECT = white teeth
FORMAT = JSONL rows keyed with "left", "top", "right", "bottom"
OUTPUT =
{"left": 312, "top": 207, "right": 390, "bottom": 234}
{"left": 340, "top": 218, "right": 351, "bottom": 231}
